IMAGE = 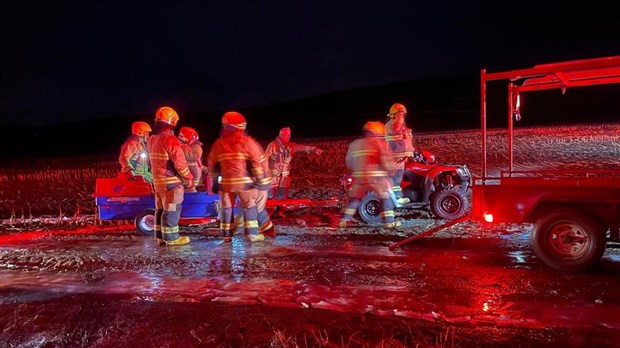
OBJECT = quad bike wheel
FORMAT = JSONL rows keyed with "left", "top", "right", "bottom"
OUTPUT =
{"left": 358, "top": 193, "right": 383, "bottom": 225}
{"left": 429, "top": 189, "right": 468, "bottom": 220}
{"left": 531, "top": 209, "right": 606, "bottom": 271}
{"left": 134, "top": 208, "right": 156, "bottom": 237}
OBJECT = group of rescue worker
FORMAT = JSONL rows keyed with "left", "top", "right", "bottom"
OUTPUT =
{"left": 340, "top": 102, "right": 413, "bottom": 228}
{"left": 117, "top": 102, "right": 413, "bottom": 246}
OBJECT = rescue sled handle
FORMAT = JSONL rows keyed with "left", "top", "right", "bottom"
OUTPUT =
{"left": 480, "top": 55, "right": 620, "bottom": 178}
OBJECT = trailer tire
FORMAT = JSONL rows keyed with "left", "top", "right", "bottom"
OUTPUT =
{"left": 134, "top": 208, "right": 156, "bottom": 237}
{"left": 358, "top": 193, "right": 383, "bottom": 225}
{"left": 430, "top": 189, "right": 468, "bottom": 220}
{"left": 532, "top": 209, "right": 606, "bottom": 271}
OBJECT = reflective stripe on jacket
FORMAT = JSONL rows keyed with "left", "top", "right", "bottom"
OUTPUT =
{"left": 147, "top": 129, "right": 193, "bottom": 192}
{"left": 265, "top": 138, "right": 314, "bottom": 182}
{"left": 385, "top": 119, "right": 414, "bottom": 160}
{"left": 207, "top": 130, "right": 268, "bottom": 192}
{"left": 248, "top": 137, "right": 272, "bottom": 189}
{"left": 119, "top": 135, "right": 149, "bottom": 174}
{"left": 182, "top": 140, "right": 204, "bottom": 185}
{"left": 345, "top": 136, "right": 394, "bottom": 184}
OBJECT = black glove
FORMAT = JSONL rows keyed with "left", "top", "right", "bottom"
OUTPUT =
{"left": 211, "top": 179, "right": 222, "bottom": 193}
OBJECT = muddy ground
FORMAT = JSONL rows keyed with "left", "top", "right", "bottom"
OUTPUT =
{"left": 1, "top": 124, "right": 620, "bottom": 347}
{"left": 1, "top": 205, "right": 620, "bottom": 347}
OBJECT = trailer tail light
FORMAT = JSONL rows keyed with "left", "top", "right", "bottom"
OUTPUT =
{"left": 483, "top": 212, "right": 494, "bottom": 223}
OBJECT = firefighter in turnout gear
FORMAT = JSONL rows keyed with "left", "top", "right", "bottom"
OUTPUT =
{"left": 207, "top": 111, "right": 270, "bottom": 243}
{"left": 385, "top": 102, "right": 414, "bottom": 206}
{"left": 147, "top": 106, "right": 194, "bottom": 246}
{"left": 178, "top": 126, "right": 203, "bottom": 193}
{"left": 231, "top": 136, "right": 276, "bottom": 237}
{"left": 340, "top": 121, "right": 401, "bottom": 228}
{"left": 253, "top": 137, "right": 276, "bottom": 236}
{"left": 265, "top": 127, "right": 323, "bottom": 199}
{"left": 118, "top": 121, "right": 153, "bottom": 182}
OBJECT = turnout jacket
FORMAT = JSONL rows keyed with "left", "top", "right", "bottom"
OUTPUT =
{"left": 181, "top": 140, "right": 204, "bottom": 184}
{"left": 264, "top": 137, "right": 315, "bottom": 186}
{"left": 345, "top": 136, "right": 394, "bottom": 184}
{"left": 147, "top": 128, "right": 193, "bottom": 192}
{"left": 207, "top": 129, "right": 269, "bottom": 192}
{"left": 118, "top": 134, "right": 149, "bottom": 175}
{"left": 385, "top": 118, "right": 414, "bottom": 161}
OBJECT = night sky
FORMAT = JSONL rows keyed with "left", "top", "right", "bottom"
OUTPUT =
{"left": 1, "top": 0, "right": 618, "bottom": 127}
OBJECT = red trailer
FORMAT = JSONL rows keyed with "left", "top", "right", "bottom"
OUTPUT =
{"left": 393, "top": 56, "right": 620, "bottom": 271}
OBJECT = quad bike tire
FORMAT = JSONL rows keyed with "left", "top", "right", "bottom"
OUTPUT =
{"left": 429, "top": 189, "right": 468, "bottom": 220}
{"left": 134, "top": 208, "right": 156, "bottom": 237}
{"left": 531, "top": 208, "right": 606, "bottom": 271}
{"left": 358, "top": 193, "right": 383, "bottom": 225}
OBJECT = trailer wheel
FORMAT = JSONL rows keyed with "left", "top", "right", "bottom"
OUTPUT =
{"left": 134, "top": 208, "right": 156, "bottom": 237}
{"left": 358, "top": 193, "right": 382, "bottom": 225}
{"left": 532, "top": 209, "right": 606, "bottom": 271}
{"left": 430, "top": 189, "right": 468, "bottom": 219}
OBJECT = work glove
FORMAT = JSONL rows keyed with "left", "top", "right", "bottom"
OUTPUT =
{"left": 185, "top": 178, "right": 195, "bottom": 189}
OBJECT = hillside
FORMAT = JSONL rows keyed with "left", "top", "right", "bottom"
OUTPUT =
{"left": 1, "top": 76, "right": 618, "bottom": 160}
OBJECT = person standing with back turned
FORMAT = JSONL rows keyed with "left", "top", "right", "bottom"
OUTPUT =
{"left": 207, "top": 111, "right": 269, "bottom": 243}
{"left": 147, "top": 106, "right": 194, "bottom": 246}
{"left": 178, "top": 126, "right": 203, "bottom": 192}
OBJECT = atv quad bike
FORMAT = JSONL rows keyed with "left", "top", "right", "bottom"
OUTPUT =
{"left": 344, "top": 150, "right": 472, "bottom": 224}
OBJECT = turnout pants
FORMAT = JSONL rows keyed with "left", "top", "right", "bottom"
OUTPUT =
{"left": 154, "top": 186, "right": 185, "bottom": 242}
{"left": 233, "top": 189, "right": 273, "bottom": 233}
{"left": 341, "top": 179, "right": 395, "bottom": 224}
{"left": 219, "top": 188, "right": 260, "bottom": 237}
{"left": 390, "top": 160, "right": 406, "bottom": 199}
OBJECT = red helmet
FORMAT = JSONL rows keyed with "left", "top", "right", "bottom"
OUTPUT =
{"left": 221, "top": 111, "right": 246, "bottom": 129}
{"left": 131, "top": 121, "right": 152, "bottom": 137}
{"left": 179, "top": 126, "right": 199, "bottom": 143}
{"left": 155, "top": 106, "right": 179, "bottom": 127}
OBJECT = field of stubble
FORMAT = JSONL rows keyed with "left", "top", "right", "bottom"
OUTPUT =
{"left": 1, "top": 123, "right": 619, "bottom": 222}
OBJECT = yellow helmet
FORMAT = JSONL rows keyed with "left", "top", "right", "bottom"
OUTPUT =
{"left": 363, "top": 121, "right": 386, "bottom": 137}
{"left": 388, "top": 103, "right": 407, "bottom": 117}
{"left": 221, "top": 111, "right": 247, "bottom": 130}
{"left": 131, "top": 121, "right": 152, "bottom": 137}
{"left": 155, "top": 106, "right": 180, "bottom": 127}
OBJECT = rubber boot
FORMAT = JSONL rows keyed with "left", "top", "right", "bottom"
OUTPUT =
{"left": 166, "top": 236, "right": 190, "bottom": 246}
{"left": 246, "top": 234, "right": 265, "bottom": 242}
{"left": 384, "top": 221, "right": 402, "bottom": 228}
{"left": 262, "top": 226, "right": 276, "bottom": 237}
